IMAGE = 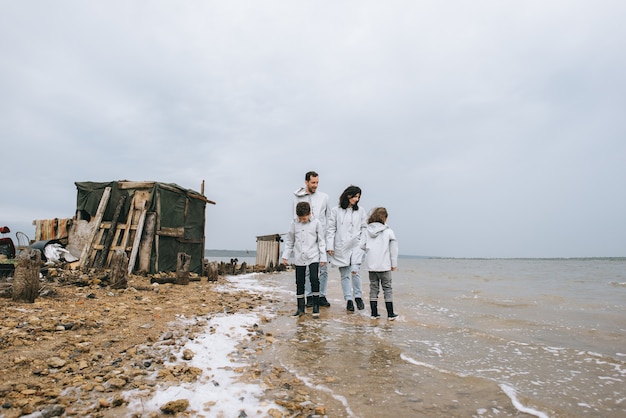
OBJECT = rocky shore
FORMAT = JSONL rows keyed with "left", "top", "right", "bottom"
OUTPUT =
{"left": 0, "top": 268, "right": 329, "bottom": 417}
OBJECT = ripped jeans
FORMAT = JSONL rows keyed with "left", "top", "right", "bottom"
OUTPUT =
{"left": 339, "top": 264, "right": 362, "bottom": 300}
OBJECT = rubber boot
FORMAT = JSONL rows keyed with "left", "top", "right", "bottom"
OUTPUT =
{"left": 370, "top": 301, "right": 380, "bottom": 318}
{"left": 293, "top": 298, "right": 305, "bottom": 316}
{"left": 312, "top": 295, "right": 320, "bottom": 318}
{"left": 306, "top": 296, "right": 313, "bottom": 308}
{"left": 385, "top": 301, "right": 398, "bottom": 320}
{"left": 355, "top": 297, "right": 365, "bottom": 310}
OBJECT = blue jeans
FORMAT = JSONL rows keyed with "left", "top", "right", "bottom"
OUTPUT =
{"left": 339, "top": 264, "right": 362, "bottom": 300}
{"left": 305, "top": 263, "right": 328, "bottom": 297}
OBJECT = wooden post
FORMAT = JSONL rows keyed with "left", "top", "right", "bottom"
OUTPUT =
{"left": 175, "top": 252, "right": 191, "bottom": 285}
{"left": 138, "top": 212, "right": 156, "bottom": 274}
{"left": 109, "top": 249, "right": 129, "bottom": 289}
{"left": 155, "top": 189, "right": 161, "bottom": 272}
{"left": 79, "top": 186, "right": 111, "bottom": 269}
{"left": 12, "top": 248, "right": 41, "bottom": 303}
{"left": 201, "top": 179, "right": 207, "bottom": 277}
{"left": 205, "top": 260, "right": 218, "bottom": 281}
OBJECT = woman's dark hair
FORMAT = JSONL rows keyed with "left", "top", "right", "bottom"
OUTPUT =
{"left": 339, "top": 185, "right": 362, "bottom": 210}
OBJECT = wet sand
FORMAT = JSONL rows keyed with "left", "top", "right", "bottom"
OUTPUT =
{"left": 254, "top": 269, "right": 537, "bottom": 418}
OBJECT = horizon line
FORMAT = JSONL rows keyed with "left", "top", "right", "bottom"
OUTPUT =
{"left": 205, "top": 249, "right": 624, "bottom": 260}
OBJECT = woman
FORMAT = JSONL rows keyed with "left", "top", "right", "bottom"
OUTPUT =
{"left": 326, "top": 185, "right": 367, "bottom": 311}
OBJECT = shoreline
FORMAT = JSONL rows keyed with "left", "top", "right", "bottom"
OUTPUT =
{"left": 0, "top": 270, "right": 323, "bottom": 417}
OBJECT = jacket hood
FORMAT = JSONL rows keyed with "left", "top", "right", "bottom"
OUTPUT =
{"left": 294, "top": 187, "right": 309, "bottom": 197}
{"left": 366, "top": 222, "right": 388, "bottom": 238}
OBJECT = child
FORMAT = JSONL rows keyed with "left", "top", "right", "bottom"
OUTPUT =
{"left": 282, "top": 201, "right": 327, "bottom": 317}
{"left": 360, "top": 207, "right": 399, "bottom": 319}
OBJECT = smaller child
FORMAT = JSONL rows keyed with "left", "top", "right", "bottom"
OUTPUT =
{"left": 282, "top": 201, "right": 327, "bottom": 317}
{"left": 360, "top": 207, "right": 399, "bottom": 319}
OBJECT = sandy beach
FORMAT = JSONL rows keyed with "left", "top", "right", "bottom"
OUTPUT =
{"left": 3, "top": 257, "right": 625, "bottom": 417}
{"left": 0, "top": 269, "right": 323, "bottom": 418}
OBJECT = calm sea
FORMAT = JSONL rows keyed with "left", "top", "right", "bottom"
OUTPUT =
{"left": 224, "top": 257, "right": 626, "bottom": 417}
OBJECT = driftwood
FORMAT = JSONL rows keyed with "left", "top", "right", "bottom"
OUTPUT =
{"left": 175, "top": 252, "right": 191, "bottom": 285}
{"left": 12, "top": 248, "right": 41, "bottom": 303}
{"left": 109, "top": 249, "right": 129, "bottom": 289}
{"left": 150, "top": 276, "right": 175, "bottom": 285}
{"left": 204, "top": 260, "right": 218, "bottom": 281}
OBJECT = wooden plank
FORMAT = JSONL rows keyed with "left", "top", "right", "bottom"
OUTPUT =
{"left": 118, "top": 181, "right": 155, "bottom": 190}
{"left": 127, "top": 201, "right": 148, "bottom": 275}
{"left": 95, "top": 195, "right": 126, "bottom": 269}
{"left": 79, "top": 187, "right": 111, "bottom": 269}
{"left": 138, "top": 212, "right": 156, "bottom": 273}
{"left": 106, "top": 191, "right": 150, "bottom": 266}
{"left": 157, "top": 227, "right": 185, "bottom": 237}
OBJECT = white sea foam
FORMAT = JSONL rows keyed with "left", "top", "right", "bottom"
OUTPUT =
{"left": 122, "top": 274, "right": 285, "bottom": 417}
{"left": 400, "top": 353, "right": 466, "bottom": 377}
{"left": 500, "top": 384, "right": 549, "bottom": 418}
{"left": 124, "top": 311, "right": 283, "bottom": 417}
{"left": 279, "top": 364, "right": 358, "bottom": 418}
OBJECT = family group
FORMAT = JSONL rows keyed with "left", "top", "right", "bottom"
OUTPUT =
{"left": 281, "top": 171, "right": 399, "bottom": 320}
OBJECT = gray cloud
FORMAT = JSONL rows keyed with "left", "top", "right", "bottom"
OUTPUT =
{"left": 1, "top": 1, "right": 625, "bottom": 257}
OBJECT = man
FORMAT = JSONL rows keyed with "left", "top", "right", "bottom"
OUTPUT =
{"left": 293, "top": 171, "right": 330, "bottom": 307}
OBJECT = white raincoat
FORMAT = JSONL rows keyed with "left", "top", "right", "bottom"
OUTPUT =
{"left": 326, "top": 206, "right": 367, "bottom": 267}
{"left": 360, "top": 222, "right": 398, "bottom": 272}
{"left": 282, "top": 218, "right": 327, "bottom": 266}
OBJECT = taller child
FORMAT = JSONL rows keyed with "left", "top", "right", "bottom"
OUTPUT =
{"left": 293, "top": 171, "right": 331, "bottom": 307}
{"left": 282, "top": 202, "right": 327, "bottom": 317}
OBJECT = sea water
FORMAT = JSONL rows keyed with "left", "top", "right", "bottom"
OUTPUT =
{"left": 237, "top": 257, "right": 626, "bottom": 417}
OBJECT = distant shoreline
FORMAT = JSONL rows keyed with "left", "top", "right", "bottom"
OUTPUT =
{"left": 204, "top": 250, "right": 624, "bottom": 261}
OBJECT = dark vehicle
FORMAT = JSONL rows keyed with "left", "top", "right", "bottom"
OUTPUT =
{"left": 0, "top": 226, "right": 16, "bottom": 259}
{"left": 0, "top": 226, "right": 17, "bottom": 278}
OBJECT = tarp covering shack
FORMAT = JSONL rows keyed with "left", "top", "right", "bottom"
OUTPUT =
{"left": 75, "top": 181, "right": 215, "bottom": 275}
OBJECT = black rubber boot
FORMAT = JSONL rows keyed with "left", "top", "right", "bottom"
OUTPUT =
{"left": 385, "top": 301, "right": 398, "bottom": 320}
{"left": 346, "top": 300, "right": 355, "bottom": 311}
{"left": 293, "top": 298, "right": 306, "bottom": 316}
{"left": 306, "top": 296, "right": 313, "bottom": 308}
{"left": 355, "top": 297, "right": 365, "bottom": 310}
{"left": 370, "top": 301, "right": 380, "bottom": 318}
{"left": 312, "top": 295, "right": 320, "bottom": 318}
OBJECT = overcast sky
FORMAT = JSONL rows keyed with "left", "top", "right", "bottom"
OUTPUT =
{"left": 1, "top": 1, "right": 625, "bottom": 258}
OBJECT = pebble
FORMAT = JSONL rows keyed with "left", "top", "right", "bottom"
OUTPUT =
{"left": 0, "top": 271, "right": 329, "bottom": 417}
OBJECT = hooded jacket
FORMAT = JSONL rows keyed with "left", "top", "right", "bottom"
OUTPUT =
{"left": 281, "top": 218, "right": 327, "bottom": 266}
{"left": 293, "top": 188, "right": 329, "bottom": 230}
{"left": 360, "top": 222, "right": 398, "bottom": 272}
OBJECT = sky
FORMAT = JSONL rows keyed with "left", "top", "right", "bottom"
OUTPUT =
{"left": 1, "top": 1, "right": 625, "bottom": 258}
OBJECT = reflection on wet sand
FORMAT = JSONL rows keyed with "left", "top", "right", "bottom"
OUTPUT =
{"left": 259, "top": 302, "right": 527, "bottom": 418}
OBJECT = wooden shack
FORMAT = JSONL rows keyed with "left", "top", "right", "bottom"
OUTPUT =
{"left": 74, "top": 181, "right": 215, "bottom": 275}
{"left": 255, "top": 234, "right": 282, "bottom": 269}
